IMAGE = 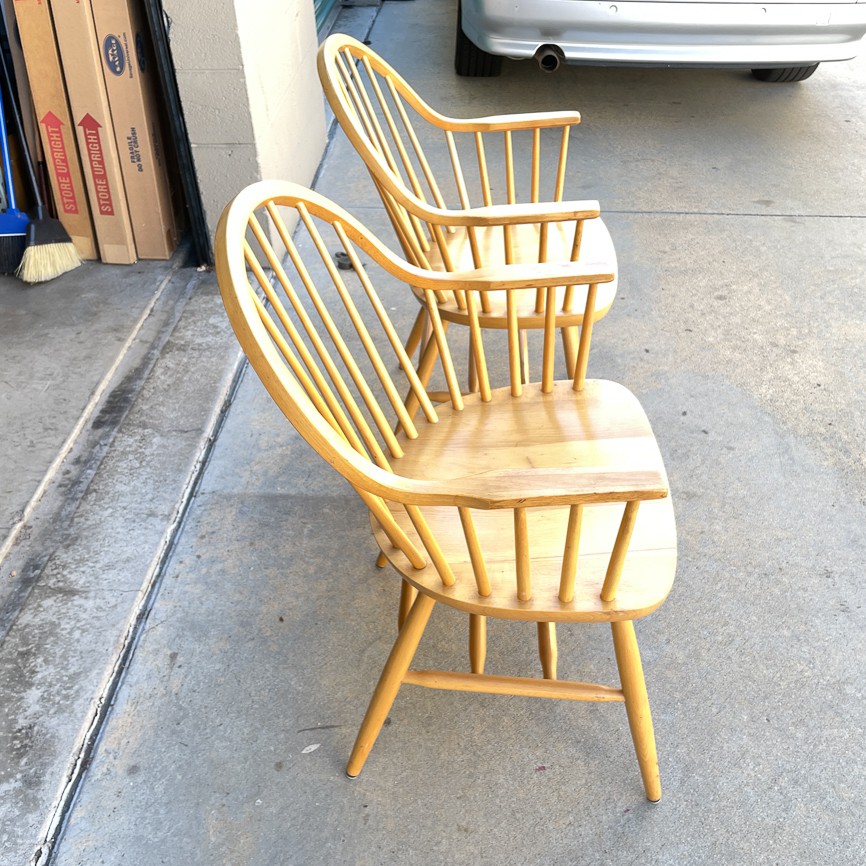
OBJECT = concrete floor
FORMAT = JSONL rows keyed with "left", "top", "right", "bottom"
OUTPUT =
{"left": 0, "top": 254, "right": 244, "bottom": 864}
{"left": 4, "top": 0, "right": 866, "bottom": 863}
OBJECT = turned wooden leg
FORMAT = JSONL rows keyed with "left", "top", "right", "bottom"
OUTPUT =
{"left": 415, "top": 321, "right": 442, "bottom": 391}
{"left": 537, "top": 621, "right": 558, "bottom": 680}
{"left": 561, "top": 326, "right": 579, "bottom": 379}
{"left": 400, "top": 321, "right": 445, "bottom": 430}
{"left": 397, "top": 579, "right": 416, "bottom": 630}
{"left": 404, "top": 306, "right": 427, "bottom": 358}
{"left": 421, "top": 310, "right": 435, "bottom": 366}
{"left": 611, "top": 620, "right": 661, "bottom": 802}
{"left": 469, "top": 614, "right": 487, "bottom": 674}
{"left": 519, "top": 329, "right": 530, "bottom": 384}
{"left": 468, "top": 345, "right": 479, "bottom": 394}
{"left": 347, "top": 593, "right": 435, "bottom": 778}
{"left": 376, "top": 552, "right": 388, "bottom": 568}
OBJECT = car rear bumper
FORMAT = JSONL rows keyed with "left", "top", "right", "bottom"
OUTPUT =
{"left": 462, "top": 1, "right": 866, "bottom": 66}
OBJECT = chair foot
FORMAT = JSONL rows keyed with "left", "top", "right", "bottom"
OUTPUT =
{"left": 375, "top": 552, "right": 388, "bottom": 568}
{"left": 611, "top": 620, "right": 661, "bottom": 802}
{"left": 347, "top": 593, "right": 435, "bottom": 778}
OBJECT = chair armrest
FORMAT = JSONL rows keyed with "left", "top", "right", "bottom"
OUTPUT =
{"left": 285, "top": 182, "right": 613, "bottom": 291}
{"left": 375, "top": 465, "right": 669, "bottom": 511}
{"left": 429, "top": 110, "right": 582, "bottom": 134}
{"left": 411, "top": 198, "right": 601, "bottom": 228}
{"left": 414, "top": 260, "right": 616, "bottom": 292}
{"left": 445, "top": 199, "right": 600, "bottom": 227}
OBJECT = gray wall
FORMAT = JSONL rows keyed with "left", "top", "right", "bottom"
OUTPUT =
{"left": 163, "top": 0, "right": 327, "bottom": 240}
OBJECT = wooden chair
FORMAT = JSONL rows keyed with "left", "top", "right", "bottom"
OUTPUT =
{"left": 318, "top": 33, "right": 618, "bottom": 386}
{"left": 215, "top": 180, "right": 677, "bottom": 802}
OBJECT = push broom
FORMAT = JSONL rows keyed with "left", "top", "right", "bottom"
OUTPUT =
{"left": 0, "top": 42, "right": 80, "bottom": 283}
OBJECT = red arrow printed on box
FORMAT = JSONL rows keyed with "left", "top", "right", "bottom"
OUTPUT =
{"left": 78, "top": 113, "right": 115, "bottom": 216}
{"left": 40, "top": 111, "right": 79, "bottom": 215}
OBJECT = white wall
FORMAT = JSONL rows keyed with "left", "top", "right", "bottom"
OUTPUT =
{"left": 162, "top": 0, "right": 327, "bottom": 242}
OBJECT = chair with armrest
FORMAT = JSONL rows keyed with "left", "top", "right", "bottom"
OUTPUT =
{"left": 318, "top": 33, "right": 618, "bottom": 387}
{"left": 215, "top": 179, "right": 677, "bottom": 801}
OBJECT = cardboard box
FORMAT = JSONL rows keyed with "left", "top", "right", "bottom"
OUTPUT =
{"left": 2, "top": 0, "right": 41, "bottom": 166}
{"left": 11, "top": 0, "right": 97, "bottom": 260}
{"left": 49, "top": 0, "right": 137, "bottom": 264}
{"left": 89, "top": 0, "right": 177, "bottom": 259}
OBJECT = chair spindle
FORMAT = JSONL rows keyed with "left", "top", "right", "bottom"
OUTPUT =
{"left": 514, "top": 507, "right": 531, "bottom": 601}
{"left": 601, "top": 500, "right": 641, "bottom": 602}
{"left": 458, "top": 506, "right": 491, "bottom": 596}
{"left": 559, "top": 504, "right": 584, "bottom": 603}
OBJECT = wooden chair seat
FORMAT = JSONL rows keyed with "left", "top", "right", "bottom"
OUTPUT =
{"left": 376, "top": 380, "right": 676, "bottom": 621}
{"left": 413, "top": 217, "right": 618, "bottom": 328}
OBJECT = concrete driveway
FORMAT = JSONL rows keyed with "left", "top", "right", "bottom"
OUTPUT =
{"left": 40, "top": 1, "right": 866, "bottom": 863}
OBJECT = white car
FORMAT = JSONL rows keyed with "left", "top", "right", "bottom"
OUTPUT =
{"left": 456, "top": 0, "right": 866, "bottom": 81}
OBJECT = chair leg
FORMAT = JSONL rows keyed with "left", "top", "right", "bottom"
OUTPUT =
{"left": 468, "top": 344, "right": 479, "bottom": 393}
{"left": 376, "top": 552, "right": 388, "bottom": 568}
{"left": 611, "top": 620, "right": 661, "bottom": 802}
{"left": 404, "top": 306, "right": 427, "bottom": 358}
{"left": 420, "top": 310, "right": 435, "bottom": 367}
{"left": 416, "top": 321, "right": 442, "bottom": 391}
{"left": 537, "top": 622, "right": 558, "bottom": 679}
{"left": 398, "top": 579, "right": 416, "bottom": 630}
{"left": 561, "top": 326, "right": 578, "bottom": 378}
{"left": 469, "top": 614, "right": 486, "bottom": 674}
{"left": 519, "top": 329, "right": 530, "bottom": 384}
{"left": 347, "top": 592, "right": 435, "bottom": 778}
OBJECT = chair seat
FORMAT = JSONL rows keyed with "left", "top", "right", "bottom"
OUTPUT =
{"left": 373, "top": 380, "right": 677, "bottom": 622}
{"left": 412, "top": 217, "right": 618, "bottom": 328}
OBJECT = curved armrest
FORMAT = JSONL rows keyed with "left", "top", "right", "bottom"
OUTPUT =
{"left": 415, "top": 260, "right": 616, "bottom": 292}
{"left": 370, "top": 464, "right": 668, "bottom": 511}
{"left": 429, "top": 110, "right": 582, "bottom": 134}
{"left": 406, "top": 197, "right": 601, "bottom": 228}
{"left": 267, "top": 181, "right": 612, "bottom": 292}
{"left": 443, "top": 199, "right": 600, "bottom": 227}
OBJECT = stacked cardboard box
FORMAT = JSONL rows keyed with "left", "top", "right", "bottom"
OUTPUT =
{"left": 90, "top": 0, "right": 178, "bottom": 259}
{"left": 11, "top": 0, "right": 178, "bottom": 262}
{"left": 12, "top": 0, "right": 97, "bottom": 260}
{"left": 50, "top": 0, "right": 136, "bottom": 263}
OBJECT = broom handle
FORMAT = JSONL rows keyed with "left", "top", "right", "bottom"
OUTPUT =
{"left": 0, "top": 40, "right": 41, "bottom": 211}
{"left": 0, "top": 80, "right": 17, "bottom": 211}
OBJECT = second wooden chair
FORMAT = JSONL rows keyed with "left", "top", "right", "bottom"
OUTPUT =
{"left": 318, "top": 33, "right": 618, "bottom": 387}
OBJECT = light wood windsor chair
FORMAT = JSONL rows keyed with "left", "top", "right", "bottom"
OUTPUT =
{"left": 215, "top": 180, "right": 677, "bottom": 802}
{"left": 318, "top": 33, "right": 618, "bottom": 388}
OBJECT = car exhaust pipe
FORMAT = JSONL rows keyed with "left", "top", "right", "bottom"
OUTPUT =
{"left": 534, "top": 44, "right": 564, "bottom": 73}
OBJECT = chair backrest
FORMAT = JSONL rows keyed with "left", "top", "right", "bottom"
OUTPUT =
{"left": 216, "top": 181, "right": 451, "bottom": 564}
{"left": 215, "top": 181, "right": 651, "bottom": 609}
{"left": 317, "top": 34, "right": 583, "bottom": 272}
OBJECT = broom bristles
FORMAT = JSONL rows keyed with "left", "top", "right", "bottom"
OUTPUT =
{"left": 17, "top": 241, "right": 82, "bottom": 283}
{"left": 0, "top": 207, "right": 30, "bottom": 272}
{"left": 16, "top": 213, "right": 82, "bottom": 283}
{"left": 0, "top": 233, "right": 26, "bottom": 272}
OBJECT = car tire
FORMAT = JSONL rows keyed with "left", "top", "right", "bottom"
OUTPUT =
{"left": 751, "top": 64, "right": 819, "bottom": 83}
{"left": 455, "top": 1, "right": 502, "bottom": 77}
